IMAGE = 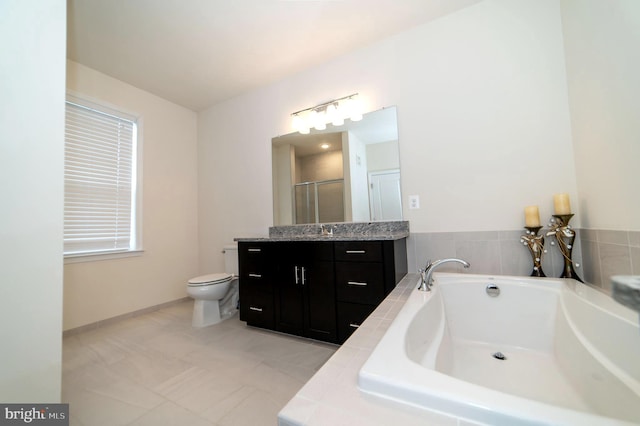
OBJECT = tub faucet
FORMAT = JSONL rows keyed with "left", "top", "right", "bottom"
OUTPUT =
{"left": 418, "top": 258, "right": 470, "bottom": 291}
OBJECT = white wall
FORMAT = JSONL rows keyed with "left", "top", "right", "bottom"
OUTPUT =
{"left": 64, "top": 61, "right": 199, "bottom": 330}
{"left": 0, "top": 0, "right": 65, "bottom": 401}
{"left": 272, "top": 144, "right": 294, "bottom": 225}
{"left": 561, "top": 0, "right": 640, "bottom": 231}
{"left": 367, "top": 140, "right": 400, "bottom": 172}
{"left": 198, "top": 0, "right": 576, "bottom": 273}
{"left": 345, "top": 132, "right": 370, "bottom": 222}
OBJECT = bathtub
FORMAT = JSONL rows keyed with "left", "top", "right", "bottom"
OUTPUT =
{"left": 358, "top": 273, "right": 640, "bottom": 425}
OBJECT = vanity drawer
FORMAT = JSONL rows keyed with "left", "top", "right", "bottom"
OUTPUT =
{"left": 337, "top": 302, "right": 377, "bottom": 343}
{"left": 239, "top": 242, "right": 273, "bottom": 283}
{"left": 239, "top": 242, "right": 271, "bottom": 269}
{"left": 334, "top": 241, "right": 383, "bottom": 262}
{"left": 239, "top": 282, "right": 275, "bottom": 329}
{"left": 239, "top": 269, "right": 274, "bottom": 292}
{"left": 335, "top": 262, "right": 385, "bottom": 304}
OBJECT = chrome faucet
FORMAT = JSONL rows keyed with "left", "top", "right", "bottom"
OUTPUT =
{"left": 320, "top": 224, "right": 334, "bottom": 236}
{"left": 418, "top": 258, "right": 470, "bottom": 291}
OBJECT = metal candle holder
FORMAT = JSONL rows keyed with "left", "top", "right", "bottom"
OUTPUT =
{"left": 521, "top": 226, "right": 546, "bottom": 277}
{"left": 546, "top": 214, "right": 583, "bottom": 282}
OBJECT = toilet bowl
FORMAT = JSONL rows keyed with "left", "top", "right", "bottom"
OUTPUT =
{"left": 187, "top": 245, "right": 239, "bottom": 327}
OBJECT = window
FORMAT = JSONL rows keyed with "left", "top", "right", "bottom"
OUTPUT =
{"left": 64, "top": 94, "right": 140, "bottom": 258}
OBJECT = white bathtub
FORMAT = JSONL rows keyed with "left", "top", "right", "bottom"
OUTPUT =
{"left": 358, "top": 273, "right": 640, "bottom": 425}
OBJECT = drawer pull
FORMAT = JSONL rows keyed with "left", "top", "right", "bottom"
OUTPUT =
{"left": 249, "top": 306, "right": 263, "bottom": 312}
{"left": 349, "top": 323, "right": 361, "bottom": 328}
{"left": 248, "top": 273, "right": 262, "bottom": 278}
{"left": 346, "top": 250, "right": 366, "bottom": 254}
{"left": 248, "top": 248, "right": 262, "bottom": 252}
{"left": 347, "top": 281, "right": 368, "bottom": 286}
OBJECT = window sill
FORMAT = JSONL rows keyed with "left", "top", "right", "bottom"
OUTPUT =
{"left": 64, "top": 249, "right": 144, "bottom": 264}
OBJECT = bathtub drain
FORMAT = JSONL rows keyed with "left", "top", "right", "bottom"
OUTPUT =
{"left": 492, "top": 351, "right": 507, "bottom": 360}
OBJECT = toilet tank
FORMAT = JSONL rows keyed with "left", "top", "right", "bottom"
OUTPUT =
{"left": 223, "top": 244, "right": 239, "bottom": 276}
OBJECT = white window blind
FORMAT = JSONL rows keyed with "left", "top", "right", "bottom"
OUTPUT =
{"left": 64, "top": 97, "right": 138, "bottom": 256}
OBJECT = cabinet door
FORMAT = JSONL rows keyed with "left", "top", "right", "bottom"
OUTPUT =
{"left": 275, "top": 242, "right": 337, "bottom": 342}
{"left": 275, "top": 255, "right": 305, "bottom": 337}
{"left": 303, "top": 259, "right": 337, "bottom": 343}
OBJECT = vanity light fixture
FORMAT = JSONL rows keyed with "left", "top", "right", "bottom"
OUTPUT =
{"left": 290, "top": 93, "right": 362, "bottom": 134}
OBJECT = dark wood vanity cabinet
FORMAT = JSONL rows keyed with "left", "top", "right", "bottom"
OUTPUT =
{"left": 238, "top": 238, "right": 406, "bottom": 344}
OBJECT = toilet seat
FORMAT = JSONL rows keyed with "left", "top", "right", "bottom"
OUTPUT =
{"left": 188, "top": 273, "right": 232, "bottom": 287}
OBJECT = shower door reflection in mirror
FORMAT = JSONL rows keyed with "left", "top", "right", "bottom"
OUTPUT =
{"left": 294, "top": 179, "right": 345, "bottom": 224}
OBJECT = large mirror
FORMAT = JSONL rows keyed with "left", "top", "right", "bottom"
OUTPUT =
{"left": 272, "top": 107, "right": 401, "bottom": 226}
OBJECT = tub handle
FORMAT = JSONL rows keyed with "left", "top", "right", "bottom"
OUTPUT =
{"left": 248, "top": 248, "right": 261, "bottom": 252}
{"left": 346, "top": 250, "right": 366, "bottom": 254}
{"left": 249, "top": 306, "right": 263, "bottom": 312}
{"left": 349, "top": 323, "right": 360, "bottom": 328}
{"left": 347, "top": 281, "right": 367, "bottom": 286}
{"left": 248, "top": 273, "right": 262, "bottom": 278}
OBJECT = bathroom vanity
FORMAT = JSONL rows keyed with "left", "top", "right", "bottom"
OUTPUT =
{"left": 236, "top": 222, "right": 408, "bottom": 344}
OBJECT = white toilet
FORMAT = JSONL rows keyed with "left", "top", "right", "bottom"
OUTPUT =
{"left": 187, "top": 244, "right": 239, "bottom": 327}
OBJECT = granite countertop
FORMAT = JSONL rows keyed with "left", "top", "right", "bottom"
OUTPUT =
{"left": 611, "top": 275, "right": 640, "bottom": 313}
{"left": 234, "top": 233, "right": 408, "bottom": 242}
{"left": 235, "top": 221, "right": 410, "bottom": 242}
{"left": 277, "top": 274, "right": 469, "bottom": 426}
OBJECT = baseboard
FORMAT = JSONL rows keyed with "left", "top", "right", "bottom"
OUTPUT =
{"left": 63, "top": 297, "right": 191, "bottom": 337}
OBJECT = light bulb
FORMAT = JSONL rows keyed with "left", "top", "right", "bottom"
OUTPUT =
{"left": 292, "top": 114, "right": 303, "bottom": 132}
{"left": 325, "top": 104, "right": 336, "bottom": 125}
{"left": 349, "top": 97, "right": 363, "bottom": 121}
{"left": 313, "top": 109, "right": 326, "bottom": 130}
{"left": 332, "top": 103, "right": 345, "bottom": 126}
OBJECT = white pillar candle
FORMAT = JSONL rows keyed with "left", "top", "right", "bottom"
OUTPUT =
{"left": 524, "top": 206, "right": 540, "bottom": 227}
{"left": 553, "top": 193, "right": 571, "bottom": 215}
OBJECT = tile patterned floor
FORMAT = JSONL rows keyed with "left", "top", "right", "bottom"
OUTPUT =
{"left": 62, "top": 301, "right": 337, "bottom": 426}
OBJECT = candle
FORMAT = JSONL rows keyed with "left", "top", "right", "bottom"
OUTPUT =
{"left": 524, "top": 206, "right": 540, "bottom": 227}
{"left": 553, "top": 193, "right": 571, "bottom": 215}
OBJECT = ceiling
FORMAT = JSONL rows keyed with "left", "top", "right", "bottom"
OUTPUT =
{"left": 67, "top": 0, "right": 481, "bottom": 111}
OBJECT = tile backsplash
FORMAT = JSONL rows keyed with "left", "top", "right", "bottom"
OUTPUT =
{"left": 408, "top": 229, "right": 639, "bottom": 295}
{"left": 579, "top": 230, "right": 640, "bottom": 293}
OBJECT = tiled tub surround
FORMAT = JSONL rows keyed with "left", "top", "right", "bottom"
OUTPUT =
{"left": 408, "top": 229, "right": 636, "bottom": 293}
{"left": 407, "top": 230, "right": 584, "bottom": 280}
{"left": 579, "top": 230, "right": 640, "bottom": 293}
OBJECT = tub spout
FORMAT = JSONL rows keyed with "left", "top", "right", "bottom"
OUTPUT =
{"left": 419, "top": 258, "right": 470, "bottom": 291}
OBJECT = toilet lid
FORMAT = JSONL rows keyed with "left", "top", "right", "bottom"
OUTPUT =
{"left": 188, "top": 273, "right": 232, "bottom": 286}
